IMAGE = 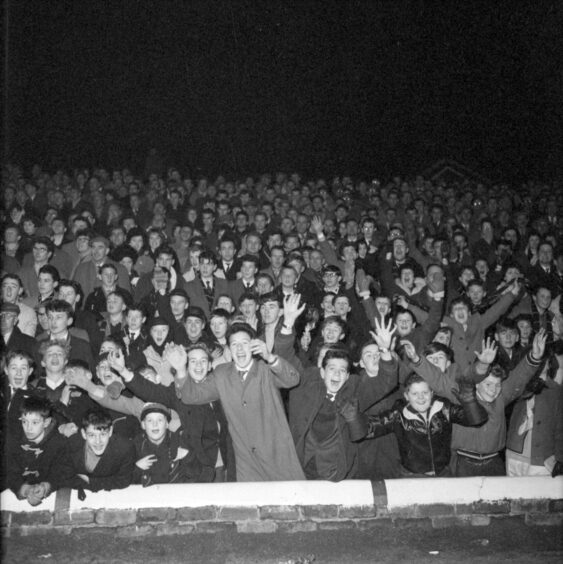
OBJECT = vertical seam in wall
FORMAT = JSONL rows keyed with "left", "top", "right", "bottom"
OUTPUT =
{"left": 53, "top": 488, "right": 71, "bottom": 524}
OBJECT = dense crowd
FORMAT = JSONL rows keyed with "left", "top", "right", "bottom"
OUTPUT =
{"left": 1, "top": 163, "right": 562, "bottom": 507}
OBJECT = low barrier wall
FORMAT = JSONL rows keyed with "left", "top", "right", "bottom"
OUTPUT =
{"left": 2, "top": 476, "right": 562, "bottom": 537}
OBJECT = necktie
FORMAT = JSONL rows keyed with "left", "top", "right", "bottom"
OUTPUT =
{"left": 205, "top": 280, "right": 212, "bottom": 290}
{"left": 129, "top": 332, "right": 135, "bottom": 341}
{"left": 238, "top": 370, "right": 247, "bottom": 381}
{"left": 326, "top": 393, "right": 336, "bottom": 402}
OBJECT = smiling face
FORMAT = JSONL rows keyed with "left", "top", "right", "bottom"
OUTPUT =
{"left": 321, "top": 357, "right": 350, "bottom": 394}
{"left": 7, "top": 356, "right": 33, "bottom": 389}
{"left": 229, "top": 331, "right": 253, "bottom": 369}
{"left": 395, "top": 312, "right": 415, "bottom": 337}
{"left": 187, "top": 348, "right": 210, "bottom": 382}
{"left": 82, "top": 425, "right": 112, "bottom": 456}
{"left": 321, "top": 321, "right": 344, "bottom": 344}
{"left": 404, "top": 381, "right": 433, "bottom": 413}
{"left": 476, "top": 374, "right": 502, "bottom": 403}
{"left": 142, "top": 413, "right": 168, "bottom": 445}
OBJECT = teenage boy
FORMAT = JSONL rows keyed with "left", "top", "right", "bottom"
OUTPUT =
{"left": 1, "top": 350, "right": 37, "bottom": 444}
{"left": 64, "top": 407, "right": 135, "bottom": 493}
{"left": 185, "top": 250, "right": 230, "bottom": 318}
{"left": 229, "top": 255, "right": 260, "bottom": 305}
{"left": 494, "top": 317, "right": 528, "bottom": 372}
{"left": 36, "top": 299, "right": 93, "bottom": 370}
{"left": 172, "top": 323, "right": 305, "bottom": 481}
{"left": 6, "top": 397, "right": 71, "bottom": 505}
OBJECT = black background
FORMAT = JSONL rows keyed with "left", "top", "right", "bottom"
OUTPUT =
{"left": 6, "top": 1, "right": 563, "bottom": 180}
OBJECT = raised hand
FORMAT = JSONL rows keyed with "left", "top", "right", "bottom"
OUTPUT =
{"left": 475, "top": 337, "right": 498, "bottom": 364}
{"left": 399, "top": 339, "right": 420, "bottom": 363}
{"left": 396, "top": 295, "right": 409, "bottom": 309}
{"left": 283, "top": 293, "right": 306, "bottom": 326}
{"left": 64, "top": 366, "right": 93, "bottom": 390}
{"left": 250, "top": 338, "right": 274, "bottom": 363}
{"left": 532, "top": 328, "right": 547, "bottom": 360}
{"left": 510, "top": 279, "right": 522, "bottom": 296}
{"left": 163, "top": 343, "right": 188, "bottom": 371}
{"left": 108, "top": 348, "right": 126, "bottom": 374}
{"left": 369, "top": 317, "right": 397, "bottom": 351}
{"left": 311, "top": 215, "right": 324, "bottom": 236}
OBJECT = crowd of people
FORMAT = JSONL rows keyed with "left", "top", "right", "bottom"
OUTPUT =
{"left": 1, "top": 162, "right": 562, "bottom": 507}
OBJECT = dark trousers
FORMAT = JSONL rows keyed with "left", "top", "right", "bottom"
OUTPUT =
{"left": 454, "top": 452, "right": 505, "bottom": 477}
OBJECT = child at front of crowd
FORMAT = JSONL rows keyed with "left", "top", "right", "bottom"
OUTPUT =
{"left": 63, "top": 407, "right": 135, "bottom": 495}
{"left": 5, "top": 396, "right": 71, "bottom": 506}
{"left": 133, "top": 402, "right": 200, "bottom": 486}
{"left": 362, "top": 372, "right": 488, "bottom": 477}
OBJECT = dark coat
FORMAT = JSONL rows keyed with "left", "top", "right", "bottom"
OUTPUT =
{"left": 126, "top": 372, "right": 231, "bottom": 482}
{"left": 2, "top": 326, "right": 37, "bottom": 358}
{"left": 289, "top": 359, "right": 398, "bottom": 481}
{"left": 366, "top": 397, "right": 482, "bottom": 475}
{"left": 63, "top": 433, "right": 135, "bottom": 491}
{"left": 6, "top": 420, "right": 72, "bottom": 494}
{"left": 186, "top": 276, "right": 230, "bottom": 318}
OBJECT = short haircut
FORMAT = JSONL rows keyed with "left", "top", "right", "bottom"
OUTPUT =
{"left": 20, "top": 396, "right": 52, "bottom": 419}
{"left": 81, "top": 407, "right": 113, "bottom": 431}
{"left": 186, "top": 342, "right": 212, "bottom": 362}
{"left": 449, "top": 296, "right": 471, "bottom": 313}
{"left": 1, "top": 273, "right": 23, "bottom": 288}
{"left": 239, "top": 254, "right": 260, "bottom": 268}
{"left": 58, "top": 279, "right": 84, "bottom": 302}
{"left": 99, "top": 262, "right": 118, "bottom": 275}
{"left": 403, "top": 373, "right": 428, "bottom": 392}
{"left": 38, "top": 264, "right": 60, "bottom": 284}
{"left": 5, "top": 349, "right": 34, "bottom": 368}
{"left": 259, "top": 291, "right": 283, "bottom": 307}
{"left": 466, "top": 278, "right": 485, "bottom": 290}
{"left": 238, "top": 291, "right": 258, "bottom": 306}
{"left": 45, "top": 299, "right": 73, "bottom": 318}
{"left": 320, "top": 315, "right": 346, "bottom": 332}
{"left": 226, "top": 322, "right": 256, "bottom": 343}
{"left": 155, "top": 244, "right": 176, "bottom": 258}
{"left": 209, "top": 308, "right": 232, "bottom": 322}
{"left": 423, "top": 342, "right": 454, "bottom": 363}
{"left": 255, "top": 273, "right": 274, "bottom": 287}
{"left": 394, "top": 307, "right": 416, "bottom": 324}
{"left": 198, "top": 249, "right": 217, "bottom": 264}
{"left": 495, "top": 317, "right": 518, "bottom": 333}
{"left": 321, "top": 346, "right": 351, "bottom": 369}
{"left": 39, "top": 339, "right": 71, "bottom": 358}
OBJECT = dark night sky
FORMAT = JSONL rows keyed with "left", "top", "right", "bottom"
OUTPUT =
{"left": 6, "top": 1, "right": 563, "bottom": 180}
